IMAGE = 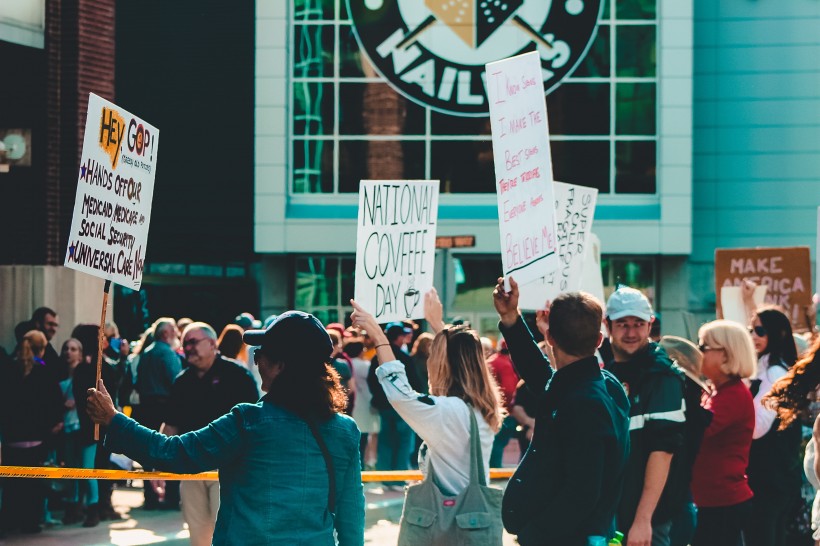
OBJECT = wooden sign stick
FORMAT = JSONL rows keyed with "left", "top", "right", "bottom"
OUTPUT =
{"left": 94, "top": 279, "right": 112, "bottom": 441}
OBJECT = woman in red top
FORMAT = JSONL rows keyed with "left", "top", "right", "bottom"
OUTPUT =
{"left": 691, "top": 320, "right": 758, "bottom": 546}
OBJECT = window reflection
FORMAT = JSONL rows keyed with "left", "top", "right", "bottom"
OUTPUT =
{"left": 431, "top": 140, "right": 496, "bottom": 194}
{"left": 289, "top": 0, "right": 658, "bottom": 195}
{"left": 293, "top": 140, "right": 334, "bottom": 193}
{"left": 293, "top": 25, "right": 334, "bottom": 78}
{"left": 615, "top": 141, "right": 656, "bottom": 193}
{"left": 294, "top": 0, "right": 335, "bottom": 20}
{"left": 340, "top": 25, "right": 366, "bottom": 78}
{"left": 616, "top": 83, "right": 656, "bottom": 135}
{"left": 616, "top": 25, "right": 656, "bottom": 77}
{"left": 339, "top": 83, "right": 425, "bottom": 135}
{"left": 338, "top": 140, "right": 425, "bottom": 193}
{"left": 616, "top": 0, "right": 656, "bottom": 19}
{"left": 551, "top": 140, "right": 610, "bottom": 193}
{"left": 572, "top": 25, "right": 610, "bottom": 78}
{"left": 294, "top": 82, "right": 334, "bottom": 136}
{"left": 547, "top": 83, "right": 610, "bottom": 135}
{"left": 295, "top": 257, "right": 339, "bottom": 308}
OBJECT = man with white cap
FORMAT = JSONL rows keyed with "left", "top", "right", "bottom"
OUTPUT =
{"left": 604, "top": 287, "right": 686, "bottom": 546}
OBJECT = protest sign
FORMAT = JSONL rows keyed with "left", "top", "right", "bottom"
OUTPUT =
{"left": 518, "top": 181, "right": 598, "bottom": 309}
{"left": 354, "top": 180, "right": 439, "bottom": 323}
{"left": 715, "top": 246, "right": 812, "bottom": 331}
{"left": 64, "top": 93, "right": 159, "bottom": 290}
{"left": 720, "top": 285, "right": 767, "bottom": 326}
{"left": 486, "top": 51, "right": 558, "bottom": 289}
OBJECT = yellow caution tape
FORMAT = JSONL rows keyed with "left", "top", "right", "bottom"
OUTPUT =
{"left": 0, "top": 466, "right": 515, "bottom": 482}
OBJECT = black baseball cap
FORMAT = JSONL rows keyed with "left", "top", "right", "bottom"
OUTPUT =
{"left": 243, "top": 311, "right": 332, "bottom": 364}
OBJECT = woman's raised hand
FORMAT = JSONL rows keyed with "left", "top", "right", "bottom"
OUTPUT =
{"left": 350, "top": 300, "right": 387, "bottom": 345}
{"left": 424, "top": 287, "right": 445, "bottom": 333}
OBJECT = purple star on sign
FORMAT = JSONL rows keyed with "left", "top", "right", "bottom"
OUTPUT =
{"left": 68, "top": 245, "right": 75, "bottom": 257}
{"left": 80, "top": 165, "right": 86, "bottom": 179}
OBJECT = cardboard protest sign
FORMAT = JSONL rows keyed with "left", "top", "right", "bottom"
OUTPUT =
{"left": 486, "top": 51, "right": 558, "bottom": 289}
{"left": 64, "top": 94, "right": 159, "bottom": 290}
{"left": 518, "top": 182, "right": 598, "bottom": 309}
{"left": 715, "top": 246, "right": 812, "bottom": 331}
{"left": 355, "top": 180, "right": 439, "bottom": 323}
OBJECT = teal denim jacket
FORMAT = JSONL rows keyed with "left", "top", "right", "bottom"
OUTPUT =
{"left": 105, "top": 399, "right": 364, "bottom": 545}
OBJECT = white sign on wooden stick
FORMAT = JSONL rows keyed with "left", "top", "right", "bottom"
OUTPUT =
{"left": 64, "top": 93, "right": 159, "bottom": 290}
{"left": 354, "top": 180, "right": 439, "bottom": 323}
{"left": 519, "top": 181, "right": 598, "bottom": 309}
{"left": 486, "top": 51, "right": 558, "bottom": 289}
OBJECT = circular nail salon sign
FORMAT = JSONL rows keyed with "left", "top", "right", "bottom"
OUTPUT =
{"left": 347, "top": 0, "right": 603, "bottom": 117}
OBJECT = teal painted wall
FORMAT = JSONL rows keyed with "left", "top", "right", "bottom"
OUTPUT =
{"left": 690, "top": 0, "right": 820, "bottom": 310}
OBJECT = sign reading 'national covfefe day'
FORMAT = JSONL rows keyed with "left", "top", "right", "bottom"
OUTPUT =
{"left": 518, "top": 181, "right": 598, "bottom": 309}
{"left": 355, "top": 180, "right": 440, "bottom": 323}
{"left": 486, "top": 51, "right": 558, "bottom": 288}
{"left": 715, "top": 246, "right": 812, "bottom": 332}
{"left": 346, "top": 0, "right": 603, "bottom": 116}
{"left": 64, "top": 94, "right": 159, "bottom": 290}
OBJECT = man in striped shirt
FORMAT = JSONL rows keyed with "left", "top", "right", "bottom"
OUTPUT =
{"left": 605, "top": 287, "right": 687, "bottom": 546}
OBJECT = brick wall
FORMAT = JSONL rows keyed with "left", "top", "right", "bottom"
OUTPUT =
{"left": 45, "top": 0, "right": 116, "bottom": 265}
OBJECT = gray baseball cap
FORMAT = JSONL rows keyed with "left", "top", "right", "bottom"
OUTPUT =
{"left": 606, "top": 287, "right": 654, "bottom": 322}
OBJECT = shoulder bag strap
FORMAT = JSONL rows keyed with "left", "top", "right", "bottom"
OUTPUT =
{"left": 467, "top": 403, "right": 486, "bottom": 486}
{"left": 306, "top": 420, "right": 336, "bottom": 518}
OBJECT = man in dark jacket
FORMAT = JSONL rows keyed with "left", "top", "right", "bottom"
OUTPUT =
{"left": 604, "top": 287, "right": 687, "bottom": 546}
{"left": 494, "top": 277, "right": 630, "bottom": 546}
{"left": 163, "top": 322, "right": 259, "bottom": 546}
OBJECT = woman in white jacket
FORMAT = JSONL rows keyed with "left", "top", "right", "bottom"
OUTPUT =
{"left": 350, "top": 289, "right": 504, "bottom": 496}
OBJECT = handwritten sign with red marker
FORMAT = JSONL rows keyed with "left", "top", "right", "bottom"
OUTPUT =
{"left": 486, "top": 51, "right": 558, "bottom": 289}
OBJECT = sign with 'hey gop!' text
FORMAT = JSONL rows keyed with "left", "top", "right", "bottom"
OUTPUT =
{"left": 355, "top": 180, "right": 439, "bottom": 323}
{"left": 64, "top": 93, "right": 159, "bottom": 289}
{"left": 486, "top": 51, "right": 558, "bottom": 289}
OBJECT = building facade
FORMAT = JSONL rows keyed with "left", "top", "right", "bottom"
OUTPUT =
{"left": 1, "top": 0, "right": 818, "bottom": 349}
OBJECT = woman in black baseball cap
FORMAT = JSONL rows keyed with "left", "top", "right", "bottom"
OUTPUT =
{"left": 86, "top": 310, "right": 364, "bottom": 545}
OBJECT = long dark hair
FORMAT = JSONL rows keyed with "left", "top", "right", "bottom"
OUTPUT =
{"left": 264, "top": 355, "right": 347, "bottom": 421}
{"left": 756, "top": 307, "right": 798, "bottom": 367}
{"left": 763, "top": 336, "right": 820, "bottom": 430}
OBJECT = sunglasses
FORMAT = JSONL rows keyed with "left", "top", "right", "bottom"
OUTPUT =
{"left": 698, "top": 343, "right": 722, "bottom": 352}
{"left": 748, "top": 326, "right": 767, "bottom": 337}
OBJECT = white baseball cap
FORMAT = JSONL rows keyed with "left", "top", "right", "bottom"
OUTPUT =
{"left": 606, "top": 287, "right": 654, "bottom": 322}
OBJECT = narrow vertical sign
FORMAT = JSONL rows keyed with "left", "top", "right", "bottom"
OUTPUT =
{"left": 355, "top": 180, "right": 439, "bottom": 323}
{"left": 486, "top": 51, "right": 558, "bottom": 288}
{"left": 518, "top": 181, "right": 598, "bottom": 309}
{"left": 64, "top": 94, "right": 159, "bottom": 290}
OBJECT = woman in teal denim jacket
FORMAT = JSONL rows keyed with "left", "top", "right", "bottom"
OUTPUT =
{"left": 87, "top": 311, "right": 365, "bottom": 546}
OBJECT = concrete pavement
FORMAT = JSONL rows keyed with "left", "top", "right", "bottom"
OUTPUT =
{"left": 0, "top": 444, "right": 523, "bottom": 544}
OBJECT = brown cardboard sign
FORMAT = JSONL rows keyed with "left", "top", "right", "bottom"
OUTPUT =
{"left": 715, "top": 246, "right": 812, "bottom": 331}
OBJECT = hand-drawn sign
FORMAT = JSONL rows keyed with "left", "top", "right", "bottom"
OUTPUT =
{"left": 715, "top": 246, "right": 812, "bottom": 332}
{"left": 355, "top": 180, "right": 440, "bottom": 323}
{"left": 518, "top": 181, "right": 598, "bottom": 309}
{"left": 487, "top": 51, "right": 558, "bottom": 289}
{"left": 64, "top": 94, "right": 159, "bottom": 290}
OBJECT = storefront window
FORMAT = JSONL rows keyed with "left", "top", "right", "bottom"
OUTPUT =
{"left": 293, "top": 253, "right": 657, "bottom": 337}
{"left": 289, "top": 0, "right": 657, "bottom": 195}
{"left": 601, "top": 255, "right": 657, "bottom": 304}
{"left": 294, "top": 256, "right": 356, "bottom": 324}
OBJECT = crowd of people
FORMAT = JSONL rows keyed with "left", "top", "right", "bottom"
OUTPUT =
{"left": 2, "top": 279, "right": 820, "bottom": 546}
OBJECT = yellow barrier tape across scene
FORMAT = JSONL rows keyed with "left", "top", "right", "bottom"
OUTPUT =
{"left": 0, "top": 466, "right": 515, "bottom": 482}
